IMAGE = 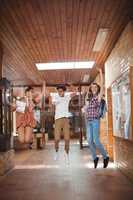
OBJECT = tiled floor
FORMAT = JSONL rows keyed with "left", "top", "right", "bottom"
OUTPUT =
{"left": 0, "top": 141, "right": 133, "bottom": 200}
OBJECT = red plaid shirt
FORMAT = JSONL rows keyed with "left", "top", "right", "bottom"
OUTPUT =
{"left": 84, "top": 96, "right": 100, "bottom": 120}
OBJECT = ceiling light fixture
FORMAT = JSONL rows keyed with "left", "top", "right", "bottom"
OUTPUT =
{"left": 36, "top": 61, "right": 95, "bottom": 70}
{"left": 93, "top": 28, "right": 109, "bottom": 52}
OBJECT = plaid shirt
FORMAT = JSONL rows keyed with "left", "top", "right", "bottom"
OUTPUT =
{"left": 84, "top": 96, "right": 100, "bottom": 120}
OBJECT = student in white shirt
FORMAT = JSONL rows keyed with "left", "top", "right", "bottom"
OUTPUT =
{"left": 49, "top": 84, "right": 76, "bottom": 163}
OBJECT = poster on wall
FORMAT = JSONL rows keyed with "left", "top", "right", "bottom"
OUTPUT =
{"left": 111, "top": 71, "right": 132, "bottom": 140}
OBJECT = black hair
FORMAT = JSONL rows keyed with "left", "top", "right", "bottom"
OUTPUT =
{"left": 56, "top": 84, "right": 66, "bottom": 91}
{"left": 25, "top": 86, "right": 33, "bottom": 94}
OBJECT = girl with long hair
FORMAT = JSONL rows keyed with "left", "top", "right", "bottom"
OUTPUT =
{"left": 83, "top": 68, "right": 109, "bottom": 168}
{"left": 15, "top": 87, "right": 36, "bottom": 147}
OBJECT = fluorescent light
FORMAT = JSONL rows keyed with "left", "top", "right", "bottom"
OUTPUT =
{"left": 93, "top": 28, "right": 109, "bottom": 52}
{"left": 36, "top": 61, "right": 95, "bottom": 70}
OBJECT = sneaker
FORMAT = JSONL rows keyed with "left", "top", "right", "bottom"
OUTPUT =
{"left": 103, "top": 156, "right": 109, "bottom": 168}
{"left": 64, "top": 152, "right": 70, "bottom": 165}
{"left": 54, "top": 151, "right": 59, "bottom": 161}
{"left": 94, "top": 157, "right": 99, "bottom": 168}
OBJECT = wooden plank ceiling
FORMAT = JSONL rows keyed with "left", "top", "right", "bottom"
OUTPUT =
{"left": 0, "top": 0, "right": 132, "bottom": 85}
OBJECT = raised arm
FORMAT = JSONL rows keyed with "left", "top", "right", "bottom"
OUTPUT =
{"left": 32, "top": 81, "right": 49, "bottom": 105}
{"left": 42, "top": 81, "right": 46, "bottom": 96}
{"left": 97, "top": 68, "right": 104, "bottom": 101}
{"left": 48, "top": 95, "right": 53, "bottom": 106}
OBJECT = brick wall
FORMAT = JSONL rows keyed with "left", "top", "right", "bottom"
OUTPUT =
{"left": 105, "top": 21, "right": 133, "bottom": 181}
{"left": 114, "top": 137, "right": 133, "bottom": 182}
{"left": 106, "top": 88, "right": 113, "bottom": 159}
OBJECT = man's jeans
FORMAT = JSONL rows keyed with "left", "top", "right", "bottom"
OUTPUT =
{"left": 86, "top": 119, "right": 107, "bottom": 160}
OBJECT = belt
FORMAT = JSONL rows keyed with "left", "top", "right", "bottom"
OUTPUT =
{"left": 88, "top": 118, "right": 99, "bottom": 121}
{"left": 55, "top": 117, "right": 68, "bottom": 120}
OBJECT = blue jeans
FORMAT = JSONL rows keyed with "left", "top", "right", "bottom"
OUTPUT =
{"left": 86, "top": 119, "right": 107, "bottom": 160}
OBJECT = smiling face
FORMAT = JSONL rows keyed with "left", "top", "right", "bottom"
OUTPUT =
{"left": 57, "top": 88, "right": 65, "bottom": 97}
{"left": 25, "top": 87, "right": 34, "bottom": 99}
{"left": 25, "top": 90, "right": 32, "bottom": 98}
{"left": 90, "top": 83, "right": 100, "bottom": 96}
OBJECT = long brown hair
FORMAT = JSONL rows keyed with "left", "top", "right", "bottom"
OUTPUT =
{"left": 87, "top": 83, "right": 101, "bottom": 101}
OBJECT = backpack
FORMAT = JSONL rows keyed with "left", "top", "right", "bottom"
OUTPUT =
{"left": 98, "top": 99, "right": 107, "bottom": 118}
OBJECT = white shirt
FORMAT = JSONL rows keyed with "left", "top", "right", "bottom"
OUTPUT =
{"left": 51, "top": 93, "right": 71, "bottom": 120}
{"left": 16, "top": 100, "right": 26, "bottom": 113}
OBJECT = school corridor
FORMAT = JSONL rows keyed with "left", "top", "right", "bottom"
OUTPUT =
{"left": 0, "top": 142, "right": 133, "bottom": 200}
{"left": 0, "top": 0, "right": 133, "bottom": 199}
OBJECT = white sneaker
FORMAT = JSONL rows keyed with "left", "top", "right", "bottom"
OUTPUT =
{"left": 64, "top": 152, "right": 70, "bottom": 165}
{"left": 54, "top": 151, "right": 59, "bottom": 161}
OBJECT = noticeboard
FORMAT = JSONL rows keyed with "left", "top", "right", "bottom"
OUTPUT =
{"left": 111, "top": 69, "right": 132, "bottom": 140}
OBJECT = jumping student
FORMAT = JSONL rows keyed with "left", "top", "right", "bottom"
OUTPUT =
{"left": 83, "top": 68, "right": 109, "bottom": 168}
{"left": 15, "top": 87, "right": 36, "bottom": 148}
{"left": 49, "top": 84, "right": 76, "bottom": 164}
